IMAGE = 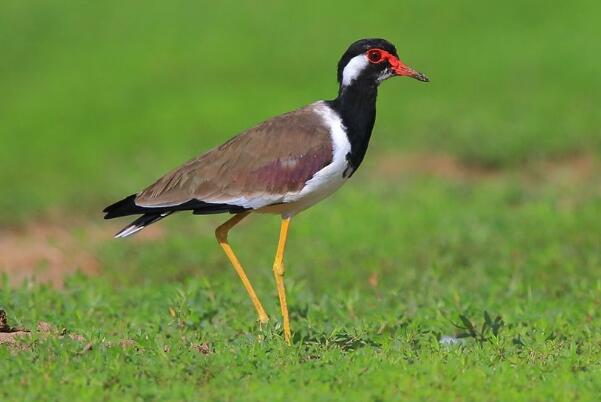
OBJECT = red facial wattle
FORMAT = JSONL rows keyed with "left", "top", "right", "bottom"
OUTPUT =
{"left": 367, "top": 48, "right": 429, "bottom": 82}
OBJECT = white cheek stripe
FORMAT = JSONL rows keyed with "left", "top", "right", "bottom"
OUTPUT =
{"left": 341, "top": 54, "right": 369, "bottom": 86}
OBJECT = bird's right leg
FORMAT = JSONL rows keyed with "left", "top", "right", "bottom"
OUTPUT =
{"left": 215, "top": 211, "right": 269, "bottom": 324}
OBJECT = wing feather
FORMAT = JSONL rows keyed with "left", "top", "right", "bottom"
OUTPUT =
{"left": 135, "top": 103, "right": 333, "bottom": 210}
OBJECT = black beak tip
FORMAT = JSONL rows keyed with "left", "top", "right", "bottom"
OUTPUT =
{"left": 415, "top": 73, "right": 430, "bottom": 82}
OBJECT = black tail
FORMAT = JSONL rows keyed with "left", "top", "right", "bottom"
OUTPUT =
{"left": 103, "top": 194, "right": 248, "bottom": 238}
{"left": 103, "top": 194, "right": 147, "bottom": 219}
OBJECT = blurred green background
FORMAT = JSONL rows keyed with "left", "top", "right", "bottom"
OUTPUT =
{"left": 2, "top": 2, "right": 601, "bottom": 399}
{"left": 1, "top": 0, "right": 599, "bottom": 222}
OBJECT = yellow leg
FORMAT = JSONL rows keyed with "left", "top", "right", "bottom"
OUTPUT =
{"left": 272, "top": 217, "right": 292, "bottom": 344}
{"left": 215, "top": 212, "right": 269, "bottom": 324}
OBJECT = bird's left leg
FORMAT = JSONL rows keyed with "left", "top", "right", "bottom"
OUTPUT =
{"left": 215, "top": 211, "right": 269, "bottom": 324}
{"left": 272, "top": 217, "right": 292, "bottom": 344}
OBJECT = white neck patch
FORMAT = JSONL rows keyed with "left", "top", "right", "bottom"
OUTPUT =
{"left": 341, "top": 54, "right": 368, "bottom": 87}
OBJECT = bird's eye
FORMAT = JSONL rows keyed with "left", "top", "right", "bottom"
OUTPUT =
{"left": 367, "top": 49, "right": 383, "bottom": 63}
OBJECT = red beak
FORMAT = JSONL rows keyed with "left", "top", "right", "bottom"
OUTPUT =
{"left": 387, "top": 54, "right": 429, "bottom": 82}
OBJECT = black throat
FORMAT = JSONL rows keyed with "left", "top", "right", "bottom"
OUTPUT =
{"left": 325, "top": 79, "right": 378, "bottom": 177}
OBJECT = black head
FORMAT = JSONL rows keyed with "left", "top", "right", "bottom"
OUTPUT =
{"left": 336, "top": 38, "right": 429, "bottom": 87}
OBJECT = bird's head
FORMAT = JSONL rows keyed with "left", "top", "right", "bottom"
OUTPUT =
{"left": 337, "top": 38, "right": 429, "bottom": 88}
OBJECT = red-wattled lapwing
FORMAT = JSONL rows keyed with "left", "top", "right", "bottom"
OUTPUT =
{"left": 104, "top": 38, "right": 428, "bottom": 344}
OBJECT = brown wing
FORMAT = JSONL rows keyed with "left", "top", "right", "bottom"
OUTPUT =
{"left": 135, "top": 103, "right": 333, "bottom": 209}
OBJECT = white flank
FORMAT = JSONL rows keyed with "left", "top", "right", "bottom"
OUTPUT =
{"left": 279, "top": 101, "right": 351, "bottom": 216}
{"left": 202, "top": 194, "right": 283, "bottom": 210}
{"left": 341, "top": 54, "right": 368, "bottom": 87}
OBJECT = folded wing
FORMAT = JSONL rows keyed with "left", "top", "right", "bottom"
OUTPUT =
{"left": 135, "top": 104, "right": 333, "bottom": 211}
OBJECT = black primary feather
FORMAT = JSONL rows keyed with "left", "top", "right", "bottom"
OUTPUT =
{"left": 104, "top": 194, "right": 248, "bottom": 238}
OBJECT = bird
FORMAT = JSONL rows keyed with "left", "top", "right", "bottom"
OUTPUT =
{"left": 103, "top": 38, "right": 429, "bottom": 344}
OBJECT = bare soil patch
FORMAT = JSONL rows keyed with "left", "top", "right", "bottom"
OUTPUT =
{"left": 371, "top": 151, "right": 599, "bottom": 184}
{"left": 373, "top": 152, "right": 497, "bottom": 181}
{"left": 0, "top": 218, "right": 163, "bottom": 287}
{"left": 0, "top": 309, "right": 31, "bottom": 350}
{"left": 0, "top": 309, "right": 141, "bottom": 352}
{"left": 1, "top": 308, "right": 211, "bottom": 354}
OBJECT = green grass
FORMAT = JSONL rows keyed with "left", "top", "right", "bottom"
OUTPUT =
{"left": 2, "top": 0, "right": 601, "bottom": 400}
{"left": 3, "top": 174, "right": 601, "bottom": 401}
